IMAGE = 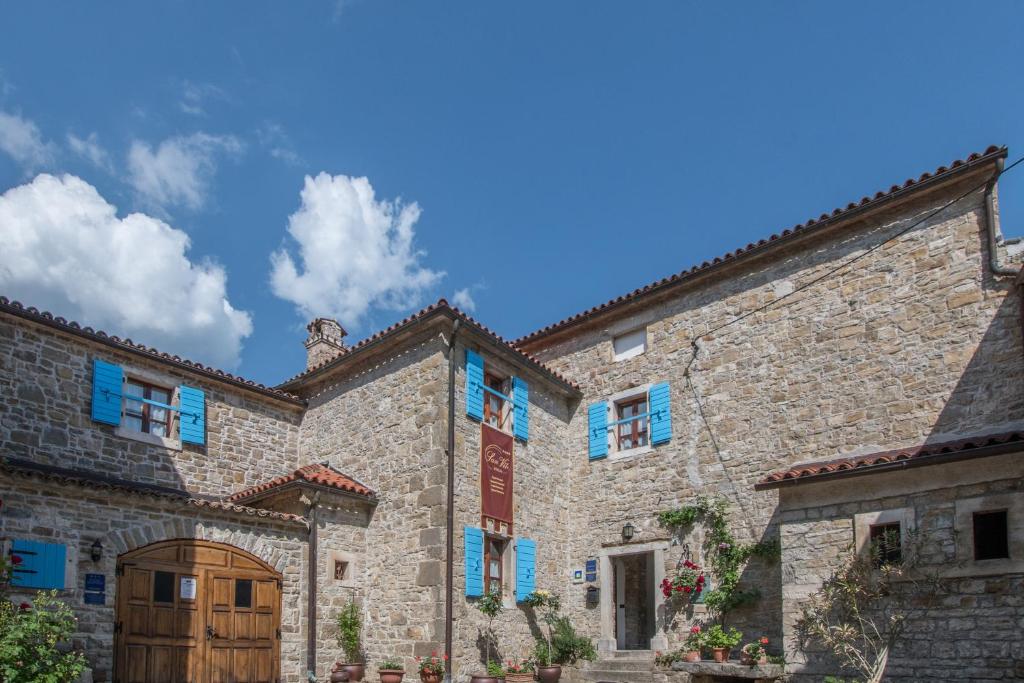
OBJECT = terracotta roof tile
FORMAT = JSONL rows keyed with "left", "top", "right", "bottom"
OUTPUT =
{"left": 756, "top": 430, "right": 1024, "bottom": 489}
{"left": 227, "top": 463, "right": 376, "bottom": 502}
{"left": 278, "top": 299, "right": 581, "bottom": 393}
{"left": 514, "top": 145, "right": 1007, "bottom": 347}
{"left": 0, "top": 296, "right": 304, "bottom": 405}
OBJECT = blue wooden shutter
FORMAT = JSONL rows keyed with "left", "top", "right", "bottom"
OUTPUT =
{"left": 10, "top": 540, "right": 66, "bottom": 590}
{"left": 464, "top": 526, "right": 484, "bottom": 597}
{"left": 91, "top": 359, "right": 123, "bottom": 425}
{"left": 588, "top": 402, "right": 608, "bottom": 460}
{"left": 649, "top": 381, "right": 672, "bottom": 445}
{"left": 515, "top": 538, "right": 536, "bottom": 602}
{"left": 465, "top": 349, "right": 484, "bottom": 421}
{"left": 512, "top": 376, "right": 529, "bottom": 442}
{"left": 179, "top": 385, "right": 206, "bottom": 445}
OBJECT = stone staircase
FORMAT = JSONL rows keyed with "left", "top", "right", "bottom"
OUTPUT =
{"left": 579, "top": 650, "right": 657, "bottom": 683}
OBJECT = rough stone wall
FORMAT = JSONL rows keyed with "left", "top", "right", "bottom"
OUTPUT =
{"left": 776, "top": 454, "right": 1024, "bottom": 681}
{"left": 522, "top": 175, "right": 1024, "bottom": 651}
{"left": 0, "top": 316, "right": 303, "bottom": 497}
{"left": 449, "top": 337, "right": 575, "bottom": 680}
{"left": 0, "top": 473, "right": 308, "bottom": 683}
{"left": 297, "top": 332, "right": 450, "bottom": 679}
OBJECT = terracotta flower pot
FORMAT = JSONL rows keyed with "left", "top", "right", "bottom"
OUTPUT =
{"left": 684, "top": 651, "right": 701, "bottom": 663}
{"left": 379, "top": 669, "right": 406, "bottom": 683}
{"left": 712, "top": 647, "right": 730, "bottom": 663}
{"left": 536, "top": 665, "right": 561, "bottom": 683}
{"left": 341, "top": 664, "right": 366, "bottom": 682}
{"left": 420, "top": 673, "right": 443, "bottom": 683}
{"left": 331, "top": 668, "right": 350, "bottom": 683}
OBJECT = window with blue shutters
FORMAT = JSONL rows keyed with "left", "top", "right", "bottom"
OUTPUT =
{"left": 466, "top": 349, "right": 485, "bottom": 421}
{"left": 515, "top": 538, "right": 536, "bottom": 602}
{"left": 512, "top": 376, "right": 529, "bottom": 442}
{"left": 588, "top": 382, "right": 671, "bottom": 461}
{"left": 466, "top": 350, "right": 529, "bottom": 439}
{"left": 9, "top": 540, "right": 66, "bottom": 590}
{"left": 464, "top": 526, "right": 485, "bottom": 597}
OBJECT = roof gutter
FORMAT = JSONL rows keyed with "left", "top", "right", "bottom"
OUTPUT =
{"left": 984, "top": 157, "right": 1019, "bottom": 277}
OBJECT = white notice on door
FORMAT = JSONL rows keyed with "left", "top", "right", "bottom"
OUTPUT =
{"left": 180, "top": 576, "right": 197, "bottom": 600}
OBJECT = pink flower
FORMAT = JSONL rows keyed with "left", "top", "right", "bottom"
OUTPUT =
{"left": 760, "top": 637, "right": 769, "bottom": 645}
{"left": 690, "top": 626, "right": 701, "bottom": 634}
{"left": 10, "top": 555, "right": 22, "bottom": 565}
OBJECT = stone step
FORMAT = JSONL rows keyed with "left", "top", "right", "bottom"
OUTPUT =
{"left": 604, "top": 650, "right": 656, "bottom": 660}
{"left": 583, "top": 659, "right": 655, "bottom": 672}
{"left": 579, "top": 668, "right": 656, "bottom": 683}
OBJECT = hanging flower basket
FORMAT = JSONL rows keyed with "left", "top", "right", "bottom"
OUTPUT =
{"left": 660, "top": 560, "right": 705, "bottom": 600}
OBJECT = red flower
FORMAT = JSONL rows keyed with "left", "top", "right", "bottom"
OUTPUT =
{"left": 10, "top": 554, "right": 23, "bottom": 565}
{"left": 683, "top": 586, "right": 692, "bottom": 593}
{"left": 443, "top": 655, "right": 449, "bottom": 661}
{"left": 690, "top": 626, "right": 701, "bottom": 634}
{"left": 19, "top": 602, "right": 30, "bottom": 610}
{"left": 760, "top": 637, "right": 769, "bottom": 645}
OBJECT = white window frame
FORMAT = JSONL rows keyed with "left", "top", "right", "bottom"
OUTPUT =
{"left": 606, "top": 384, "right": 653, "bottom": 460}
{"left": 482, "top": 370, "right": 513, "bottom": 435}
{"left": 114, "top": 366, "right": 182, "bottom": 450}
{"left": 954, "top": 493, "right": 1024, "bottom": 575}
{"left": 612, "top": 328, "right": 647, "bottom": 362}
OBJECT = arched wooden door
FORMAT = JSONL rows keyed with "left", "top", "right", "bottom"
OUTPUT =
{"left": 115, "top": 540, "right": 282, "bottom": 683}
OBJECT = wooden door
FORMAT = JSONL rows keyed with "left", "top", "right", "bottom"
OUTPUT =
{"left": 115, "top": 540, "right": 281, "bottom": 683}
{"left": 206, "top": 571, "right": 280, "bottom": 683}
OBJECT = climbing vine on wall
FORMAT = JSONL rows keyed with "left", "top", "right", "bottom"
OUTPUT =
{"left": 658, "top": 496, "right": 779, "bottom": 623}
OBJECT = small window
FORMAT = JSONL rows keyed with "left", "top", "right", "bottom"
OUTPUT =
{"left": 484, "top": 535, "right": 507, "bottom": 596}
{"left": 613, "top": 328, "right": 647, "bottom": 362}
{"left": 483, "top": 373, "right": 509, "bottom": 431}
{"left": 334, "top": 560, "right": 349, "bottom": 581}
{"left": 153, "top": 570, "right": 175, "bottom": 603}
{"left": 973, "top": 510, "right": 1009, "bottom": 561}
{"left": 234, "top": 579, "right": 252, "bottom": 608}
{"left": 124, "top": 379, "right": 173, "bottom": 438}
{"left": 869, "top": 522, "right": 902, "bottom": 567}
{"left": 615, "top": 396, "right": 649, "bottom": 451}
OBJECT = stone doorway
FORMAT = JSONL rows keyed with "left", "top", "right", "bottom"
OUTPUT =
{"left": 614, "top": 552, "right": 655, "bottom": 650}
{"left": 598, "top": 541, "right": 669, "bottom": 653}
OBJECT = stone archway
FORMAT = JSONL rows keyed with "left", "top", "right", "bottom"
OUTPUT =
{"left": 115, "top": 539, "right": 282, "bottom": 683}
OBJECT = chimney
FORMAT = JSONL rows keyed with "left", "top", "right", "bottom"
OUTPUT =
{"left": 304, "top": 318, "right": 347, "bottom": 369}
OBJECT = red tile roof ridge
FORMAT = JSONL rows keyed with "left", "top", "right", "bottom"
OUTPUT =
{"left": 277, "top": 298, "right": 580, "bottom": 393}
{"left": 756, "top": 429, "right": 1024, "bottom": 488}
{"left": 514, "top": 145, "right": 1007, "bottom": 348}
{"left": 0, "top": 296, "right": 304, "bottom": 405}
{"left": 227, "top": 462, "right": 376, "bottom": 502}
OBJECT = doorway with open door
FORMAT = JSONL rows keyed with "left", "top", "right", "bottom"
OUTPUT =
{"left": 613, "top": 552, "right": 656, "bottom": 650}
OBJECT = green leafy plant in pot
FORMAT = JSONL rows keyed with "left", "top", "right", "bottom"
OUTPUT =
{"left": 704, "top": 625, "right": 742, "bottom": 663}
{"left": 378, "top": 658, "right": 406, "bottom": 683}
{"left": 471, "top": 589, "right": 505, "bottom": 683}
{"left": 334, "top": 601, "right": 366, "bottom": 682}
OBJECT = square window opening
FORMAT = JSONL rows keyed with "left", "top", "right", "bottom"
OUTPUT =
{"left": 612, "top": 328, "right": 647, "bottom": 362}
{"left": 123, "top": 379, "right": 174, "bottom": 438}
{"left": 484, "top": 535, "right": 508, "bottom": 597}
{"left": 483, "top": 372, "right": 511, "bottom": 432}
{"left": 234, "top": 578, "right": 253, "bottom": 608}
{"left": 334, "top": 560, "right": 349, "bottom": 581}
{"left": 868, "top": 522, "right": 902, "bottom": 567}
{"left": 973, "top": 510, "right": 1009, "bottom": 561}
{"left": 153, "top": 570, "right": 175, "bottom": 603}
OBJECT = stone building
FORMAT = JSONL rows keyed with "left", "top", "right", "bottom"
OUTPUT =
{"left": 1, "top": 145, "right": 1022, "bottom": 682}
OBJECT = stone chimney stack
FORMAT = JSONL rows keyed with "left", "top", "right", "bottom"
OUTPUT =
{"left": 304, "top": 318, "right": 347, "bottom": 369}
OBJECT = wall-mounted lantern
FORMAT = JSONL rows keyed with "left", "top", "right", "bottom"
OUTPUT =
{"left": 622, "top": 522, "right": 635, "bottom": 541}
{"left": 90, "top": 539, "right": 103, "bottom": 563}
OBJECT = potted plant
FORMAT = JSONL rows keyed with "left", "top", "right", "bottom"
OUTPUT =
{"left": 660, "top": 560, "right": 706, "bottom": 601}
{"left": 532, "top": 639, "right": 558, "bottom": 683}
{"left": 416, "top": 653, "right": 446, "bottom": 683}
{"left": 704, "top": 625, "right": 742, "bottom": 663}
{"left": 523, "top": 590, "right": 564, "bottom": 683}
{"left": 378, "top": 658, "right": 406, "bottom": 683}
{"left": 683, "top": 625, "right": 704, "bottom": 662}
{"left": 504, "top": 658, "right": 534, "bottom": 683}
{"left": 740, "top": 637, "right": 769, "bottom": 666}
{"left": 472, "top": 588, "right": 505, "bottom": 683}
{"left": 335, "top": 601, "right": 366, "bottom": 682}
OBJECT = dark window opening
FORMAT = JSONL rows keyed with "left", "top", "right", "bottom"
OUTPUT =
{"left": 334, "top": 560, "right": 349, "bottom": 581}
{"left": 869, "top": 522, "right": 902, "bottom": 567}
{"left": 153, "top": 570, "right": 175, "bottom": 603}
{"left": 484, "top": 535, "right": 507, "bottom": 596}
{"left": 234, "top": 578, "right": 252, "bottom": 608}
{"left": 616, "top": 396, "right": 648, "bottom": 451}
{"left": 973, "top": 510, "right": 1009, "bottom": 561}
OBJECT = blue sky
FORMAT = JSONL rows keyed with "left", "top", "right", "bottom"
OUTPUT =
{"left": 1, "top": 1, "right": 1022, "bottom": 385}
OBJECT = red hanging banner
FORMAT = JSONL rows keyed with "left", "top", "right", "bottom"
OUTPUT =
{"left": 481, "top": 423, "right": 514, "bottom": 525}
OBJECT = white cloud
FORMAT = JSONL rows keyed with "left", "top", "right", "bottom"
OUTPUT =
{"left": 452, "top": 287, "right": 476, "bottom": 312}
{"left": 67, "top": 131, "right": 114, "bottom": 173}
{"left": 0, "top": 173, "right": 253, "bottom": 368}
{"left": 126, "top": 132, "right": 243, "bottom": 212}
{"left": 270, "top": 173, "right": 444, "bottom": 327}
{"left": 256, "top": 122, "right": 302, "bottom": 166}
{"left": 0, "top": 110, "right": 56, "bottom": 171}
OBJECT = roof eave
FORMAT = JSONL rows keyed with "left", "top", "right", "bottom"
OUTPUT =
{"left": 229, "top": 478, "right": 378, "bottom": 507}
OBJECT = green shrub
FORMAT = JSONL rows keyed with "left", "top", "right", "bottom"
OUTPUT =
{"left": 550, "top": 616, "right": 596, "bottom": 665}
{"left": 336, "top": 601, "right": 363, "bottom": 663}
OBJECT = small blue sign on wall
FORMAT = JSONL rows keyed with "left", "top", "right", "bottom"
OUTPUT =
{"left": 85, "top": 574, "right": 105, "bottom": 592}
{"left": 84, "top": 592, "right": 105, "bottom": 605}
